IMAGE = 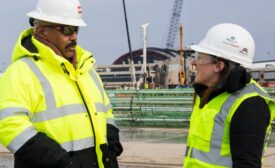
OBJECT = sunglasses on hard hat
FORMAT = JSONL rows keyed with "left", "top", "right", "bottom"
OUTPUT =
{"left": 44, "top": 25, "right": 79, "bottom": 36}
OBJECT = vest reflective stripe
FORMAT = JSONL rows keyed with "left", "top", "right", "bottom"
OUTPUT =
{"left": 263, "top": 127, "right": 272, "bottom": 154}
{"left": 21, "top": 57, "right": 56, "bottom": 109}
{"left": 89, "top": 70, "right": 104, "bottom": 101}
{"left": 95, "top": 103, "right": 112, "bottom": 113}
{"left": 95, "top": 103, "right": 107, "bottom": 113}
{"left": 61, "top": 137, "right": 95, "bottom": 152}
{"left": 8, "top": 126, "right": 37, "bottom": 153}
{"left": 30, "top": 104, "right": 87, "bottom": 122}
{"left": 0, "top": 108, "right": 30, "bottom": 120}
{"left": 187, "top": 83, "right": 270, "bottom": 167}
{"left": 20, "top": 58, "right": 97, "bottom": 150}
{"left": 106, "top": 103, "right": 112, "bottom": 112}
{"left": 21, "top": 56, "right": 111, "bottom": 115}
{"left": 107, "top": 118, "right": 117, "bottom": 127}
{"left": 21, "top": 58, "right": 89, "bottom": 122}
{"left": 264, "top": 128, "right": 271, "bottom": 144}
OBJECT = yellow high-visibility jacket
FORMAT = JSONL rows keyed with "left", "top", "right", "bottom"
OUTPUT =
{"left": 0, "top": 29, "right": 120, "bottom": 168}
{"left": 183, "top": 80, "right": 275, "bottom": 168}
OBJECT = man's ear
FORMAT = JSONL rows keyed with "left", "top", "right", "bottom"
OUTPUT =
{"left": 214, "top": 61, "right": 225, "bottom": 73}
{"left": 35, "top": 26, "right": 47, "bottom": 40}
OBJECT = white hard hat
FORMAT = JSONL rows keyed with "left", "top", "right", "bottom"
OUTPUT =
{"left": 191, "top": 23, "right": 255, "bottom": 68}
{"left": 27, "top": 0, "right": 86, "bottom": 27}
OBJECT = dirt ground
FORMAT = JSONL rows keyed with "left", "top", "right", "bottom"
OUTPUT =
{"left": 0, "top": 143, "right": 274, "bottom": 168}
{"left": 0, "top": 127, "right": 274, "bottom": 168}
{"left": 118, "top": 141, "right": 275, "bottom": 168}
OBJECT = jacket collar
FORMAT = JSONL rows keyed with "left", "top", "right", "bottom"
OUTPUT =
{"left": 12, "top": 28, "right": 96, "bottom": 74}
{"left": 194, "top": 66, "right": 251, "bottom": 102}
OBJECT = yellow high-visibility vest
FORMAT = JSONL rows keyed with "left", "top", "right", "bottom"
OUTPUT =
{"left": 183, "top": 80, "right": 275, "bottom": 168}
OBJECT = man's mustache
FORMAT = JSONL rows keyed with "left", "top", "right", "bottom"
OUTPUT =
{"left": 66, "top": 41, "right": 77, "bottom": 49}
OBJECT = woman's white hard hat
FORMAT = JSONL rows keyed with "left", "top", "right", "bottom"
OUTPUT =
{"left": 191, "top": 23, "right": 255, "bottom": 69}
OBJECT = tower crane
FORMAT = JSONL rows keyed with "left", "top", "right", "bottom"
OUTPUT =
{"left": 165, "top": 0, "right": 184, "bottom": 49}
{"left": 160, "top": 0, "right": 185, "bottom": 88}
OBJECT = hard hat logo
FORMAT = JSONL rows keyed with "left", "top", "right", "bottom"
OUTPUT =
{"left": 190, "top": 23, "right": 255, "bottom": 69}
{"left": 240, "top": 48, "right": 249, "bottom": 55}
{"left": 27, "top": 0, "right": 87, "bottom": 27}
{"left": 226, "top": 36, "right": 237, "bottom": 44}
{"left": 77, "top": 5, "right": 82, "bottom": 14}
{"left": 222, "top": 36, "right": 240, "bottom": 48}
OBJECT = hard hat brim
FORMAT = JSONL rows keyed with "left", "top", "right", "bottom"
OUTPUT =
{"left": 191, "top": 44, "right": 253, "bottom": 69}
{"left": 27, "top": 11, "right": 87, "bottom": 27}
{"left": 190, "top": 44, "right": 222, "bottom": 57}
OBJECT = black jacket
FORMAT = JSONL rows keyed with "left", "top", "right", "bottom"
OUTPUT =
{"left": 194, "top": 66, "right": 270, "bottom": 168}
{"left": 14, "top": 124, "right": 122, "bottom": 168}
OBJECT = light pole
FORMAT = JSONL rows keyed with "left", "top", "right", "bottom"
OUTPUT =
{"left": 141, "top": 23, "right": 149, "bottom": 86}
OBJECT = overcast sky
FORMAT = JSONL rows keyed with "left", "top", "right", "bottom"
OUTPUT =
{"left": 1, "top": 0, "right": 275, "bottom": 72}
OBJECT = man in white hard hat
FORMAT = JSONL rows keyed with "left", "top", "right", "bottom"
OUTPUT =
{"left": 183, "top": 23, "right": 275, "bottom": 167}
{"left": 0, "top": 0, "right": 122, "bottom": 168}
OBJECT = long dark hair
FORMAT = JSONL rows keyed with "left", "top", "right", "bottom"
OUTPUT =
{"left": 193, "top": 56, "right": 230, "bottom": 108}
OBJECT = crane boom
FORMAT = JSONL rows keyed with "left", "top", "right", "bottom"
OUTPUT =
{"left": 179, "top": 24, "right": 185, "bottom": 85}
{"left": 165, "top": 0, "right": 184, "bottom": 49}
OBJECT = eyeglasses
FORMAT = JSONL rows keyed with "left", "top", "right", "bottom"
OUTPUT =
{"left": 194, "top": 52, "right": 218, "bottom": 65}
{"left": 44, "top": 25, "right": 79, "bottom": 36}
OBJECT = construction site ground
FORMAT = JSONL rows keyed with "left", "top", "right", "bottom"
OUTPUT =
{"left": 0, "top": 127, "right": 274, "bottom": 168}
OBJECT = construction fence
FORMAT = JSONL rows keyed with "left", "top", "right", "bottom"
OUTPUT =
{"left": 107, "top": 87, "right": 275, "bottom": 127}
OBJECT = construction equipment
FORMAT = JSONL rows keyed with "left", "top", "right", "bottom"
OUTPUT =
{"left": 159, "top": 0, "right": 184, "bottom": 88}
{"left": 165, "top": 0, "right": 184, "bottom": 49}
{"left": 179, "top": 24, "right": 185, "bottom": 85}
{"left": 141, "top": 23, "right": 149, "bottom": 88}
{"left": 122, "top": 0, "right": 136, "bottom": 87}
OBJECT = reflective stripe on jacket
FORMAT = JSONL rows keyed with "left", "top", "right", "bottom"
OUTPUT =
{"left": 0, "top": 29, "right": 115, "bottom": 168}
{"left": 183, "top": 80, "right": 275, "bottom": 168}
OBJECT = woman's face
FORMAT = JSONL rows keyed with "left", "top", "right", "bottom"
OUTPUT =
{"left": 191, "top": 52, "right": 224, "bottom": 87}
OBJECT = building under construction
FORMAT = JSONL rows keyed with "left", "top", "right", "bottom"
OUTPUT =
{"left": 96, "top": 47, "right": 194, "bottom": 89}
{"left": 96, "top": 0, "right": 275, "bottom": 89}
{"left": 96, "top": 0, "right": 190, "bottom": 89}
{"left": 96, "top": 48, "right": 275, "bottom": 89}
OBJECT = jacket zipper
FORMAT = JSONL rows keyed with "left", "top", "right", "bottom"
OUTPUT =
{"left": 61, "top": 63, "right": 98, "bottom": 163}
{"left": 75, "top": 82, "right": 97, "bottom": 146}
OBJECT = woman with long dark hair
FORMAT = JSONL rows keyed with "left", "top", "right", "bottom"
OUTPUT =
{"left": 183, "top": 23, "right": 275, "bottom": 168}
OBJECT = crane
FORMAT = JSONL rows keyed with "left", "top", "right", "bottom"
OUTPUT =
{"left": 122, "top": 0, "right": 136, "bottom": 87}
{"left": 160, "top": 0, "right": 186, "bottom": 88}
{"left": 165, "top": 0, "right": 184, "bottom": 49}
{"left": 179, "top": 24, "right": 185, "bottom": 85}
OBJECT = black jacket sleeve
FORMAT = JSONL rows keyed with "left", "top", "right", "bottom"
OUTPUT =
{"left": 107, "top": 124, "right": 123, "bottom": 157}
{"left": 14, "top": 132, "right": 80, "bottom": 168}
{"left": 230, "top": 96, "right": 270, "bottom": 168}
{"left": 105, "top": 124, "right": 123, "bottom": 168}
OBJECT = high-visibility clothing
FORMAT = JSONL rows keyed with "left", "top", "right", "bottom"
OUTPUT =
{"left": 144, "top": 83, "right": 149, "bottom": 89}
{"left": 183, "top": 80, "right": 275, "bottom": 168}
{"left": 0, "top": 28, "right": 116, "bottom": 168}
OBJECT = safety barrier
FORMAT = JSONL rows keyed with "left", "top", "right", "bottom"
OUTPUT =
{"left": 107, "top": 87, "right": 275, "bottom": 127}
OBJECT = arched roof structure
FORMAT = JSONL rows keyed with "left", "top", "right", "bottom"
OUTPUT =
{"left": 113, "top": 47, "right": 179, "bottom": 65}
